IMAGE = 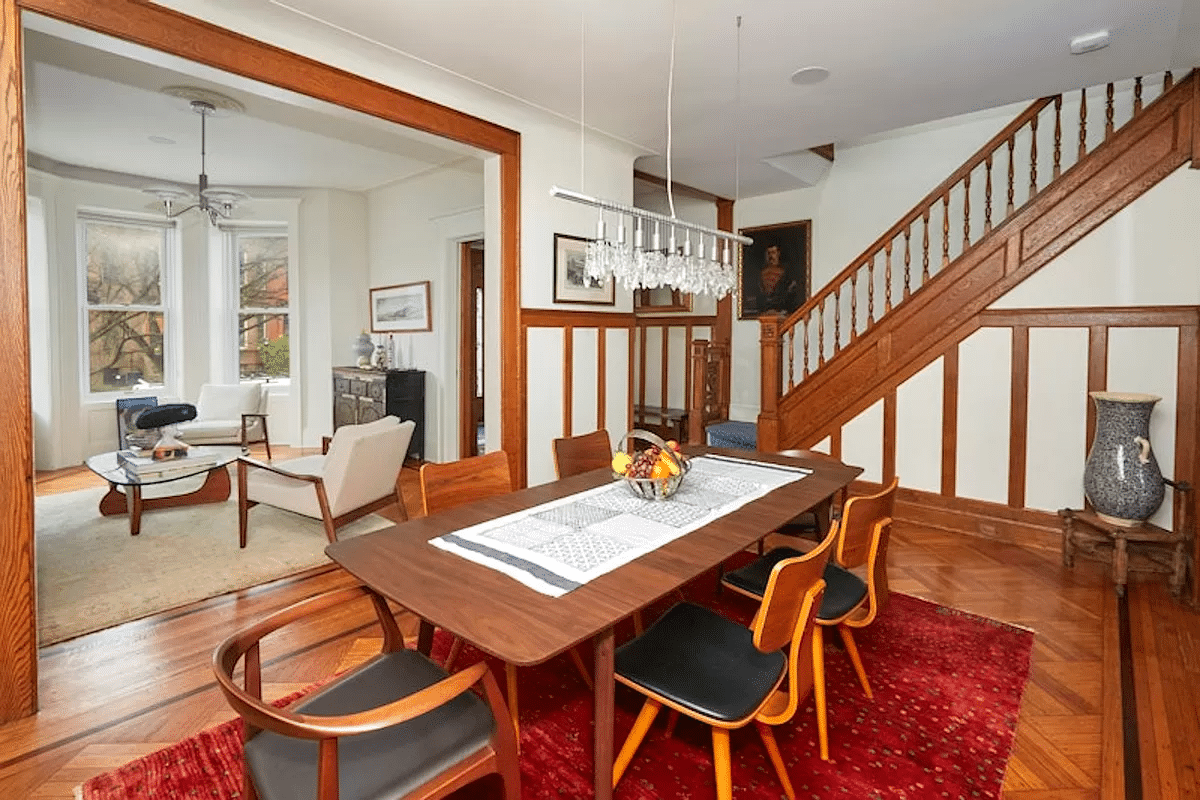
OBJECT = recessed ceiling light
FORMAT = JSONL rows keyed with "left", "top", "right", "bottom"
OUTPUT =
{"left": 790, "top": 66, "right": 830, "bottom": 86}
{"left": 148, "top": 135, "right": 175, "bottom": 145}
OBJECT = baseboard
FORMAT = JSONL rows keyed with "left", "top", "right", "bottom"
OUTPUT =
{"left": 851, "top": 480, "right": 1061, "bottom": 552}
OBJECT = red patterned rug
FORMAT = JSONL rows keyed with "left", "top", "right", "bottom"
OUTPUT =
{"left": 80, "top": 572, "right": 1034, "bottom": 799}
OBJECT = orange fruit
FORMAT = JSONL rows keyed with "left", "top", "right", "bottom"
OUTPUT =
{"left": 650, "top": 462, "right": 669, "bottom": 480}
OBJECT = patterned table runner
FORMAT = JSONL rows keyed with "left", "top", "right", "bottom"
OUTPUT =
{"left": 430, "top": 454, "right": 812, "bottom": 597}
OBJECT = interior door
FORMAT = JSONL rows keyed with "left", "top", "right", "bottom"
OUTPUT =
{"left": 459, "top": 240, "right": 485, "bottom": 456}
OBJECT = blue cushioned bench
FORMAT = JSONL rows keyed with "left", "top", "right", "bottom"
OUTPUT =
{"left": 705, "top": 420, "right": 757, "bottom": 450}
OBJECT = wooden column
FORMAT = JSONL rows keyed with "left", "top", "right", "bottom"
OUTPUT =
{"left": 715, "top": 199, "right": 734, "bottom": 413}
{"left": 688, "top": 339, "right": 709, "bottom": 445}
{"left": 0, "top": 0, "right": 36, "bottom": 722}
{"left": 757, "top": 315, "right": 783, "bottom": 451}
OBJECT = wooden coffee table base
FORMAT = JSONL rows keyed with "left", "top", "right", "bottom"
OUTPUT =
{"left": 98, "top": 466, "right": 232, "bottom": 536}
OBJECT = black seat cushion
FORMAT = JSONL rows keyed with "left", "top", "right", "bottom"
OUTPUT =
{"left": 244, "top": 650, "right": 495, "bottom": 800}
{"left": 722, "top": 548, "right": 868, "bottom": 621}
{"left": 614, "top": 602, "right": 786, "bottom": 723}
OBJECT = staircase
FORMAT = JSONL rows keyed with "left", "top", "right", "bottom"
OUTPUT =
{"left": 757, "top": 70, "right": 1198, "bottom": 451}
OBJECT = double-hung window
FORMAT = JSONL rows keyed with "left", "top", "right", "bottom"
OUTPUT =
{"left": 228, "top": 227, "right": 290, "bottom": 380}
{"left": 79, "top": 212, "right": 177, "bottom": 394}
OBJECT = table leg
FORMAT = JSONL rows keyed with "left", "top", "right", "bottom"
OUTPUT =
{"left": 594, "top": 626, "right": 615, "bottom": 800}
{"left": 129, "top": 486, "right": 143, "bottom": 537}
{"left": 417, "top": 619, "right": 435, "bottom": 656}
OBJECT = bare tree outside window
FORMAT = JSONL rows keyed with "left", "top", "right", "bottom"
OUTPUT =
{"left": 237, "top": 234, "right": 289, "bottom": 379}
{"left": 83, "top": 220, "right": 168, "bottom": 393}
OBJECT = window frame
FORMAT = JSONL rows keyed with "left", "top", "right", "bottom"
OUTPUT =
{"left": 220, "top": 222, "right": 292, "bottom": 384}
{"left": 76, "top": 209, "right": 181, "bottom": 400}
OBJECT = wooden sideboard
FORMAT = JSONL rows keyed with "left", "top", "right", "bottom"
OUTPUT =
{"left": 332, "top": 367, "right": 425, "bottom": 461}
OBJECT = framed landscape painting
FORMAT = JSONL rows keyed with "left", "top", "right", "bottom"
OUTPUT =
{"left": 370, "top": 281, "right": 432, "bottom": 333}
{"left": 737, "top": 219, "right": 812, "bottom": 320}
{"left": 553, "top": 233, "right": 614, "bottom": 305}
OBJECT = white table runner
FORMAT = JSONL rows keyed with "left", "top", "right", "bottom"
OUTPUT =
{"left": 430, "top": 454, "right": 812, "bottom": 597}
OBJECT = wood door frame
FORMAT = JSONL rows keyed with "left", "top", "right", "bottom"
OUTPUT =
{"left": 0, "top": 0, "right": 524, "bottom": 720}
{"left": 459, "top": 240, "right": 485, "bottom": 458}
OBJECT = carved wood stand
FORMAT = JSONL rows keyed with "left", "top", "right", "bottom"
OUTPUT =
{"left": 1060, "top": 507, "right": 1191, "bottom": 599}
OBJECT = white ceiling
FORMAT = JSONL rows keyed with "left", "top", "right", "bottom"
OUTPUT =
{"left": 22, "top": 0, "right": 1200, "bottom": 201}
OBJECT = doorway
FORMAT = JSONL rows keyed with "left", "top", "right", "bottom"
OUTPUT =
{"left": 459, "top": 240, "right": 485, "bottom": 456}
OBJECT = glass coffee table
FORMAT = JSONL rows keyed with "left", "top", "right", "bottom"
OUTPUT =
{"left": 85, "top": 445, "right": 246, "bottom": 536}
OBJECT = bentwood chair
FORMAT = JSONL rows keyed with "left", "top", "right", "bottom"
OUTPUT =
{"left": 721, "top": 477, "right": 898, "bottom": 701}
{"left": 419, "top": 450, "right": 593, "bottom": 738}
{"left": 212, "top": 584, "right": 520, "bottom": 800}
{"left": 612, "top": 525, "right": 836, "bottom": 799}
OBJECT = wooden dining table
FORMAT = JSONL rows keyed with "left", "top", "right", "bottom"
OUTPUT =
{"left": 326, "top": 447, "right": 862, "bottom": 799}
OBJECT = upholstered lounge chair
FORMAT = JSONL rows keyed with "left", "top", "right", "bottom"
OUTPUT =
{"left": 236, "top": 416, "right": 414, "bottom": 547}
{"left": 176, "top": 382, "right": 272, "bottom": 459}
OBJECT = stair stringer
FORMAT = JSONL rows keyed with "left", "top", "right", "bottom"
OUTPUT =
{"left": 771, "top": 71, "right": 1197, "bottom": 451}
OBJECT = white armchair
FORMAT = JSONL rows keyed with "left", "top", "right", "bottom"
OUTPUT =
{"left": 175, "top": 382, "right": 272, "bottom": 459}
{"left": 236, "top": 416, "right": 415, "bottom": 548}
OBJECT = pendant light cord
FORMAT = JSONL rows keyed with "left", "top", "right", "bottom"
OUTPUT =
{"left": 664, "top": 0, "right": 678, "bottom": 220}
{"left": 735, "top": 15, "right": 742, "bottom": 206}
{"left": 579, "top": 4, "right": 586, "bottom": 191}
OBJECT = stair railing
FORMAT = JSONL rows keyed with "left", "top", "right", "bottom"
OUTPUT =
{"left": 773, "top": 71, "right": 1178, "bottom": 392}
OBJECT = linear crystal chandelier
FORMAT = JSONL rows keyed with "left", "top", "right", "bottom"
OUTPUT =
{"left": 551, "top": 7, "right": 750, "bottom": 299}
{"left": 144, "top": 89, "right": 249, "bottom": 226}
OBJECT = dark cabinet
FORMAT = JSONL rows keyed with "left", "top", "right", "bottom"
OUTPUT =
{"left": 332, "top": 367, "right": 426, "bottom": 461}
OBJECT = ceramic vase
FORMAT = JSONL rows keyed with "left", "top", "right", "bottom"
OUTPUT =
{"left": 1082, "top": 391, "right": 1165, "bottom": 526}
{"left": 353, "top": 332, "right": 374, "bottom": 367}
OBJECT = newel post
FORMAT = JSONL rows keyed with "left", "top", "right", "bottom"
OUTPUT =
{"left": 687, "top": 339, "right": 709, "bottom": 445}
{"left": 757, "top": 314, "right": 782, "bottom": 451}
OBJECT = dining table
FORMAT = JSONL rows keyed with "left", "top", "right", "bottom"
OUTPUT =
{"left": 326, "top": 446, "right": 862, "bottom": 799}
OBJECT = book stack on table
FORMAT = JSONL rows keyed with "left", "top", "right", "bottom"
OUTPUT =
{"left": 116, "top": 449, "right": 220, "bottom": 480}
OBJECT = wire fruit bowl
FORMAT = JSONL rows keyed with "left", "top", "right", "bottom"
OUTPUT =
{"left": 613, "top": 429, "right": 690, "bottom": 501}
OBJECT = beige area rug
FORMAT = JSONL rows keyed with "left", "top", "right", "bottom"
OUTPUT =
{"left": 36, "top": 480, "right": 393, "bottom": 645}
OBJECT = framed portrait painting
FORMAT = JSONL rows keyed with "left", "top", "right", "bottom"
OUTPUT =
{"left": 553, "top": 233, "right": 615, "bottom": 305}
{"left": 737, "top": 220, "right": 812, "bottom": 320}
{"left": 370, "top": 281, "right": 432, "bottom": 333}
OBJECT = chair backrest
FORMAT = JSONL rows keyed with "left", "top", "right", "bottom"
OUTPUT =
{"left": 835, "top": 477, "right": 898, "bottom": 570}
{"left": 420, "top": 450, "right": 513, "bottom": 516}
{"left": 322, "top": 417, "right": 415, "bottom": 513}
{"left": 196, "top": 382, "right": 263, "bottom": 420}
{"left": 751, "top": 525, "right": 835, "bottom": 724}
{"left": 552, "top": 429, "right": 612, "bottom": 479}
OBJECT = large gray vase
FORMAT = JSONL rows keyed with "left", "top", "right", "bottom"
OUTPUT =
{"left": 1082, "top": 391, "right": 1165, "bottom": 526}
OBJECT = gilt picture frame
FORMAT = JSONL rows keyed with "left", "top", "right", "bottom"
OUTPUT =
{"left": 553, "top": 233, "right": 615, "bottom": 305}
{"left": 370, "top": 281, "right": 432, "bottom": 333}
{"left": 737, "top": 219, "right": 812, "bottom": 320}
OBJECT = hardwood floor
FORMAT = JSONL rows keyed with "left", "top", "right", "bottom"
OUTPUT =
{"left": 3, "top": 463, "right": 1196, "bottom": 798}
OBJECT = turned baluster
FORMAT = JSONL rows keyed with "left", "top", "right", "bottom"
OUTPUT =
{"left": 786, "top": 329, "right": 794, "bottom": 390}
{"left": 984, "top": 154, "right": 993, "bottom": 234}
{"left": 833, "top": 287, "right": 841, "bottom": 353}
{"left": 849, "top": 271, "right": 858, "bottom": 339}
{"left": 802, "top": 314, "right": 810, "bottom": 378}
{"left": 921, "top": 208, "right": 931, "bottom": 282}
{"left": 817, "top": 297, "right": 826, "bottom": 367}
{"left": 1078, "top": 87, "right": 1088, "bottom": 160}
{"left": 1164, "top": 71, "right": 1173, "bottom": 91}
{"left": 884, "top": 240, "right": 893, "bottom": 312}
{"left": 1028, "top": 114, "right": 1039, "bottom": 201}
{"left": 1006, "top": 136, "right": 1016, "bottom": 215}
{"left": 1053, "top": 95, "right": 1062, "bottom": 179}
{"left": 1133, "top": 77, "right": 1143, "bottom": 114}
{"left": 867, "top": 257, "right": 876, "bottom": 325}
{"left": 1105, "top": 83, "right": 1115, "bottom": 138}
{"left": 962, "top": 172, "right": 971, "bottom": 251}
{"left": 942, "top": 192, "right": 951, "bottom": 267}
{"left": 900, "top": 226, "right": 911, "bottom": 298}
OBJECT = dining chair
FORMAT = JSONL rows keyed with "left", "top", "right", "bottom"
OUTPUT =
{"left": 419, "top": 449, "right": 593, "bottom": 738}
{"left": 551, "top": 428, "right": 614, "bottom": 480}
{"left": 612, "top": 524, "right": 836, "bottom": 799}
{"left": 212, "top": 584, "right": 520, "bottom": 800}
{"left": 721, "top": 477, "right": 898, "bottom": 701}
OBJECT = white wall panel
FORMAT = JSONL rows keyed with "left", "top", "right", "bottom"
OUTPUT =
{"left": 896, "top": 357, "right": 943, "bottom": 493}
{"left": 1107, "top": 327, "right": 1178, "bottom": 528}
{"left": 638, "top": 326, "right": 662, "bottom": 407}
{"left": 956, "top": 328, "right": 1012, "bottom": 504}
{"left": 571, "top": 328, "right": 599, "bottom": 435}
{"left": 604, "top": 328, "right": 630, "bottom": 448}
{"left": 1025, "top": 328, "right": 1088, "bottom": 513}
{"left": 667, "top": 326, "right": 689, "bottom": 410}
{"left": 526, "top": 327, "right": 564, "bottom": 487}
{"left": 842, "top": 400, "right": 883, "bottom": 482}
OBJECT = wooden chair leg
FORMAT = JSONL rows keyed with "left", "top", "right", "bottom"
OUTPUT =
{"left": 632, "top": 611, "right": 645, "bottom": 636}
{"left": 568, "top": 647, "right": 593, "bottom": 690}
{"left": 444, "top": 636, "right": 465, "bottom": 670}
{"left": 838, "top": 626, "right": 873, "bottom": 699}
{"left": 237, "top": 462, "right": 250, "bottom": 548}
{"left": 711, "top": 727, "right": 733, "bottom": 800}
{"left": 504, "top": 662, "right": 520, "bottom": 743}
{"left": 756, "top": 722, "right": 796, "bottom": 800}
{"left": 613, "top": 698, "right": 661, "bottom": 787}
{"left": 813, "top": 626, "right": 829, "bottom": 761}
{"left": 663, "top": 709, "right": 680, "bottom": 738}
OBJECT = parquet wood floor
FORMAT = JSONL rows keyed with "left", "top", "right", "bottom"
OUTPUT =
{"left": 2, "top": 459, "right": 1195, "bottom": 799}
